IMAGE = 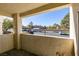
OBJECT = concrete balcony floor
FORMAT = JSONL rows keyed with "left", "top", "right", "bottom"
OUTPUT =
{"left": 0, "top": 49, "right": 38, "bottom": 56}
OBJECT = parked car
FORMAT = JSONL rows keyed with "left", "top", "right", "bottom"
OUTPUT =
{"left": 32, "top": 28, "right": 41, "bottom": 32}
{"left": 28, "top": 29, "right": 34, "bottom": 34}
{"left": 22, "top": 29, "right": 29, "bottom": 32}
{"left": 59, "top": 31, "right": 69, "bottom": 35}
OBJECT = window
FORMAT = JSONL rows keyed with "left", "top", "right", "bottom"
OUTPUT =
{"left": 22, "top": 7, "right": 69, "bottom": 38}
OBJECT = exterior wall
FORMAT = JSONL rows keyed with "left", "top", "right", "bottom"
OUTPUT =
{"left": 70, "top": 3, "right": 79, "bottom": 55}
{"left": 21, "top": 34, "right": 74, "bottom": 56}
{"left": 0, "top": 16, "right": 3, "bottom": 35}
{"left": 0, "top": 22, "right": 2, "bottom": 35}
{"left": 0, "top": 33, "right": 14, "bottom": 53}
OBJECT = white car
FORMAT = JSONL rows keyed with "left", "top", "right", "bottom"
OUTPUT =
{"left": 32, "top": 28, "right": 41, "bottom": 32}
{"left": 59, "top": 31, "right": 65, "bottom": 35}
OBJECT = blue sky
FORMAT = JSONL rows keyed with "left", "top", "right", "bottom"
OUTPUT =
{"left": 22, "top": 7, "right": 69, "bottom": 26}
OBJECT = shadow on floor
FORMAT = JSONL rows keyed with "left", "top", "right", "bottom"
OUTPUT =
{"left": 0, "top": 49, "right": 38, "bottom": 56}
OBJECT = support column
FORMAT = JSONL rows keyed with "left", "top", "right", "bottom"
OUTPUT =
{"left": 12, "top": 13, "right": 22, "bottom": 49}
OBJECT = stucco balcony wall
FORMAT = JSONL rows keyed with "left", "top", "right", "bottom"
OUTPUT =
{"left": 20, "top": 34, "right": 74, "bottom": 56}
{"left": 0, "top": 33, "right": 14, "bottom": 53}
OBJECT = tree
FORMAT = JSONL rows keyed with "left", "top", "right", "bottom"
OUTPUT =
{"left": 27, "top": 21, "right": 33, "bottom": 29}
{"left": 47, "top": 26, "right": 53, "bottom": 30}
{"left": 53, "top": 23, "right": 60, "bottom": 30}
{"left": 2, "top": 18, "right": 13, "bottom": 32}
{"left": 61, "top": 13, "right": 69, "bottom": 30}
{"left": 47, "top": 24, "right": 60, "bottom": 30}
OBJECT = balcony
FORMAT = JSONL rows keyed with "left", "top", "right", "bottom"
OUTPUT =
{"left": 0, "top": 3, "right": 78, "bottom": 56}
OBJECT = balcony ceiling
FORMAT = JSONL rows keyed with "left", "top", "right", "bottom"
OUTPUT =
{"left": 0, "top": 3, "right": 47, "bottom": 16}
{"left": 0, "top": 3, "right": 68, "bottom": 17}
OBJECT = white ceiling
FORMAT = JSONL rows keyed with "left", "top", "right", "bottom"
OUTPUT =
{"left": 0, "top": 3, "right": 47, "bottom": 16}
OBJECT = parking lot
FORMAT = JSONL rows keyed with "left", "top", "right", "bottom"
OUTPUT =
{"left": 23, "top": 30, "right": 69, "bottom": 38}
{"left": 33, "top": 31, "right": 69, "bottom": 37}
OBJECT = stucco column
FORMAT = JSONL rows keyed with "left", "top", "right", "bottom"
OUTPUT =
{"left": 69, "top": 4, "right": 79, "bottom": 56}
{"left": 0, "top": 17, "right": 3, "bottom": 35}
{"left": 12, "top": 13, "right": 22, "bottom": 49}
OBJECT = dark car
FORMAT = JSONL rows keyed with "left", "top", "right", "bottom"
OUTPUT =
{"left": 59, "top": 31, "right": 69, "bottom": 35}
{"left": 28, "top": 29, "right": 34, "bottom": 34}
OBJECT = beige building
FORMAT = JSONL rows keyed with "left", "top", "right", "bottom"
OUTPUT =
{"left": 0, "top": 3, "right": 79, "bottom": 56}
